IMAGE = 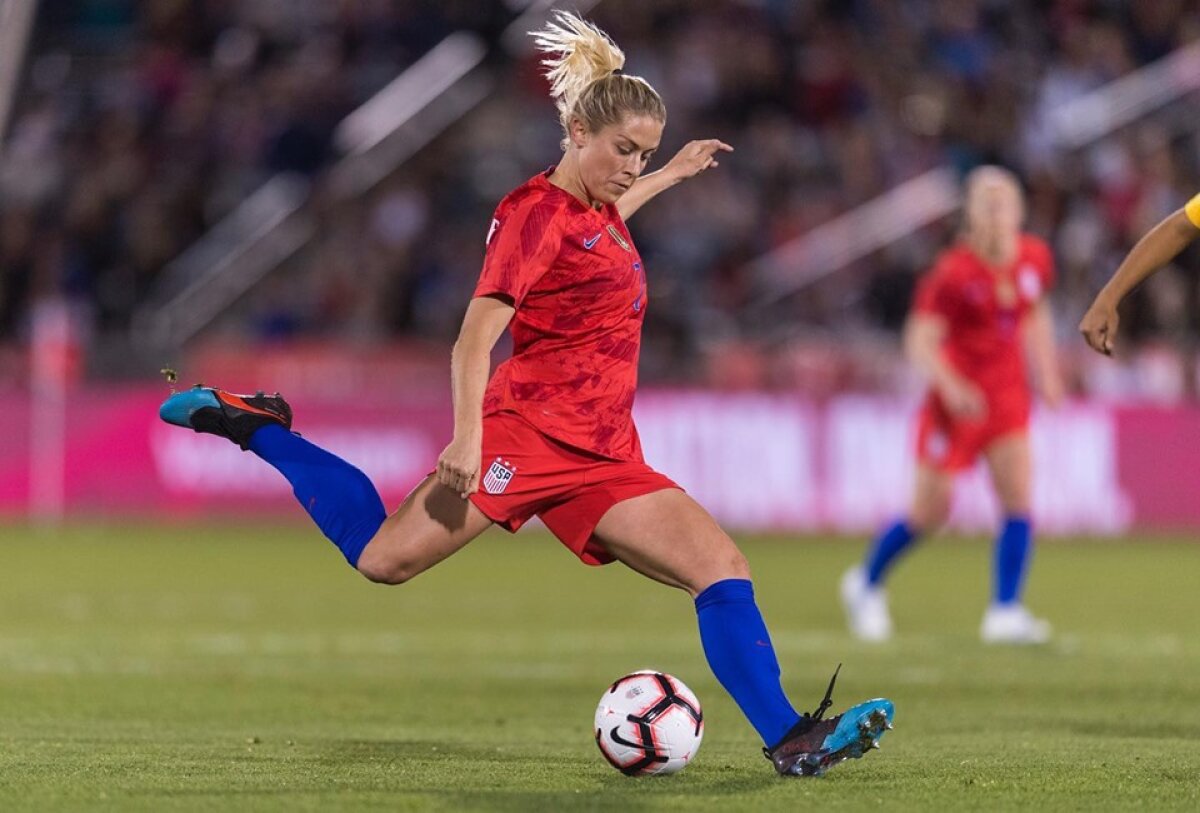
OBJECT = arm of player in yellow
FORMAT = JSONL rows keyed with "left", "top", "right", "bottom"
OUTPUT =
{"left": 439, "top": 296, "right": 515, "bottom": 497}
{"left": 1022, "top": 301, "right": 1063, "bottom": 408}
{"left": 616, "top": 139, "right": 733, "bottom": 220}
{"left": 1079, "top": 199, "right": 1200, "bottom": 355}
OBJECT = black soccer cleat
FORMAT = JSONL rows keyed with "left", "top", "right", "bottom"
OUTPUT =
{"left": 764, "top": 665, "right": 894, "bottom": 777}
{"left": 159, "top": 385, "right": 292, "bottom": 450}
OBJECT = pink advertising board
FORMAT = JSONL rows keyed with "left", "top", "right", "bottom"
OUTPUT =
{"left": 0, "top": 386, "right": 1196, "bottom": 534}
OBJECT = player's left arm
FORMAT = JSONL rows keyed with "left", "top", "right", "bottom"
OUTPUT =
{"left": 1022, "top": 299, "right": 1064, "bottom": 408}
{"left": 616, "top": 139, "right": 733, "bottom": 220}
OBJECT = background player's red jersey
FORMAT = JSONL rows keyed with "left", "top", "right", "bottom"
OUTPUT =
{"left": 912, "top": 234, "right": 1055, "bottom": 423}
{"left": 474, "top": 171, "right": 648, "bottom": 462}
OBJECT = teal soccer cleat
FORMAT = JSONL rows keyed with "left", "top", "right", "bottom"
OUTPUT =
{"left": 764, "top": 665, "right": 894, "bottom": 777}
{"left": 160, "top": 385, "right": 292, "bottom": 450}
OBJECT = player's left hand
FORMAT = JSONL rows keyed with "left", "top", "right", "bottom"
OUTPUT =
{"left": 1038, "top": 374, "right": 1066, "bottom": 409}
{"left": 664, "top": 139, "right": 733, "bottom": 182}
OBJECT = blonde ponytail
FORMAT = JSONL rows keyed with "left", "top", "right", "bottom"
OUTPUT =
{"left": 531, "top": 11, "right": 665, "bottom": 150}
{"left": 533, "top": 12, "right": 625, "bottom": 124}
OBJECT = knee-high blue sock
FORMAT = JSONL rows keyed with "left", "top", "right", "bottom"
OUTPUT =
{"left": 994, "top": 515, "right": 1032, "bottom": 605}
{"left": 695, "top": 579, "right": 801, "bottom": 747}
{"left": 865, "top": 519, "right": 918, "bottom": 586}
{"left": 248, "top": 424, "right": 386, "bottom": 567}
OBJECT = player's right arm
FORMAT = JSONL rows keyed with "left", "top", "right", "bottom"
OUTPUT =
{"left": 1079, "top": 200, "right": 1200, "bottom": 355}
{"left": 903, "top": 313, "right": 986, "bottom": 419}
{"left": 438, "top": 195, "right": 561, "bottom": 497}
{"left": 438, "top": 297, "right": 515, "bottom": 498}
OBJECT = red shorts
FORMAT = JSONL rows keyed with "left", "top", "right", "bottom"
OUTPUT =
{"left": 916, "top": 395, "right": 1029, "bottom": 472}
{"left": 467, "top": 411, "right": 680, "bottom": 565}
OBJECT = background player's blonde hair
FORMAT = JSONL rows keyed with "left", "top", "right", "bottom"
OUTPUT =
{"left": 532, "top": 11, "right": 666, "bottom": 150}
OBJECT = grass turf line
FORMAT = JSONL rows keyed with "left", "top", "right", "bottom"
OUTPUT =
{"left": 1, "top": 524, "right": 1198, "bottom": 811}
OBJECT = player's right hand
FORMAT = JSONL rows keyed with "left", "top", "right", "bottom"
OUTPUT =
{"left": 938, "top": 376, "right": 987, "bottom": 420}
{"left": 436, "top": 436, "right": 481, "bottom": 499}
{"left": 1079, "top": 298, "right": 1119, "bottom": 356}
{"left": 663, "top": 139, "right": 734, "bottom": 182}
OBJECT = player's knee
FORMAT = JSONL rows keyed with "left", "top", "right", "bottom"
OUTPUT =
{"left": 356, "top": 547, "right": 418, "bottom": 585}
{"left": 706, "top": 539, "right": 750, "bottom": 582}
{"left": 725, "top": 549, "right": 751, "bottom": 580}
{"left": 911, "top": 500, "right": 951, "bottom": 533}
{"left": 688, "top": 547, "right": 750, "bottom": 595}
{"left": 995, "top": 481, "right": 1031, "bottom": 515}
{"left": 998, "top": 496, "right": 1030, "bottom": 516}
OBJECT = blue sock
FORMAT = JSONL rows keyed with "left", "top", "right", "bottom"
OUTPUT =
{"left": 865, "top": 520, "right": 918, "bottom": 586}
{"left": 994, "top": 515, "right": 1032, "bottom": 605}
{"left": 694, "top": 579, "right": 801, "bottom": 747}
{"left": 248, "top": 424, "right": 386, "bottom": 567}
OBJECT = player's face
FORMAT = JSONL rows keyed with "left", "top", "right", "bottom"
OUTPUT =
{"left": 574, "top": 114, "right": 663, "bottom": 205}
{"left": 964, "top": 178, "right": 1024, "bottom": 243}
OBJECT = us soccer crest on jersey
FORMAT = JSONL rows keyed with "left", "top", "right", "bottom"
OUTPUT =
{"left": 483, "top": 457, "right": 517, "bottom": 495}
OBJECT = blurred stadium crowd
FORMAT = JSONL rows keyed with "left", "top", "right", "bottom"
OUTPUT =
{"left": 4, "top": 0, "right": 1200, "bottom": 397}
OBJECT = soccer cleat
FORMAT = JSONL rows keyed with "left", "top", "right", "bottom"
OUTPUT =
{"left": 159, "top": 385, "right": 292, "bottom": 450}
{"left": 840, "top": 567, "right": 893, "bottom": 642}
{"left": 764, "top": 665, "right": 895, "bottom": 778}
{"left": 980, "top": 603, "right": 1051, "bottom": 645}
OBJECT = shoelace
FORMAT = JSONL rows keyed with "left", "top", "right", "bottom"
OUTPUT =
{"left": 808, "top": 662, "right": 841, "bottom": 721}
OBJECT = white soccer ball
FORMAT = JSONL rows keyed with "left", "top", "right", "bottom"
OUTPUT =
{"left": 594, "top": 670, "right": 704, "bottom": 776}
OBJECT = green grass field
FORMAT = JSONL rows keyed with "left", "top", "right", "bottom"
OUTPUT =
{"left": 1, "top": 525, "right": 1198, "bottom": 811}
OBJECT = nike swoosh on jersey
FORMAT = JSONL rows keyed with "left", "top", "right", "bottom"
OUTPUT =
{"left": 583, "top": 232, "right": 602, "bottom": 250}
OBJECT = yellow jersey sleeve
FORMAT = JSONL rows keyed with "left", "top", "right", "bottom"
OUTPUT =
{"left": 1185, "top": 193, "right": 1200, "bottom": 229}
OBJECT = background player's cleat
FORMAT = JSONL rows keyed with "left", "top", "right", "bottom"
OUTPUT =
{"left": 840, "top": 567, "right": 893, "bottom": 642}
{"left": 980, "top": 603, "right": 1051, "bottom": 645}
{"left": 159, "top": 386, "right": 292, "bottom": 450}
{"left": 764, "top": 665, "right": 894, "bottom": 777}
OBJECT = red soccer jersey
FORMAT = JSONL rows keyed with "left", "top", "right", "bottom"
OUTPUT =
{"left": 912, "top": 234, "right": 1055, "bottom": 418}
{"left": 473, "top": 170, "right": 648, "bottom": 462}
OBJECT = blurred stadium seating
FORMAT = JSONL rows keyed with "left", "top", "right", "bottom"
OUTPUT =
{"left": 3, "top": 0, "right": 1200, "bottom": 396}
{"left": 5, "top": 1, "right": 1200, "bottom": 527}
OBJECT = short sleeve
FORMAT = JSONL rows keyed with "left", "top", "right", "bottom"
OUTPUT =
{"left": 912, "top": 257, "right": 958, "bottom": 321}
{"left": 473, "top": 197, "right": 562, "bottom": 308}
{"left": 1034, "top": 238, "right": 1056, "bottom": 292}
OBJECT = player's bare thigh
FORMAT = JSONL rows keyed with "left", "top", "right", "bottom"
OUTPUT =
{"left": 982, "top": 431, "right": 1032, "bottom": 515}
{"left": 591, "top": 488, "right": 750, "bottom": 597}
{"left": 909, "top": 463, "right": 954, "bottom": 532}
{"left": 355, "top": 475, "right": 494, "bottom": 585}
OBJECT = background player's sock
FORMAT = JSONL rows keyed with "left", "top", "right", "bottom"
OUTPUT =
{"left": 694, "top": 579, "right": 801, "bottom": 746}
{"left": 994, "top": 515, "right": 1032, "bottom": 604}
{"left": 248, "top": 424, "right": 386, "bottom": 567}
{"left": 865, "top": 519, "right": 918, "bottom": 586}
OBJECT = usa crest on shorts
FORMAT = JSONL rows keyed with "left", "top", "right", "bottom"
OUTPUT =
{"left": 483, "top": 458, "right": 517, "bottom": 494}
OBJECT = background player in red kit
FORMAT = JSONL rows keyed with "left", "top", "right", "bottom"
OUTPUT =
{"left": 841, "top": 166, "right": 1064, "bottom": 645}
{"left": 159, "top": 12, "right": 893, "bottom": 777}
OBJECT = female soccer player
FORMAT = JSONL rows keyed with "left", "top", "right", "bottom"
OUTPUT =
{"left": 1080, "top": 195, "right": 1200, "bottom": 355}
{"left": 841, "top": 166, "right": 1063, "bottom": 645}
{"left": 160, "top": 12, "right": 892, "bottom": 777}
